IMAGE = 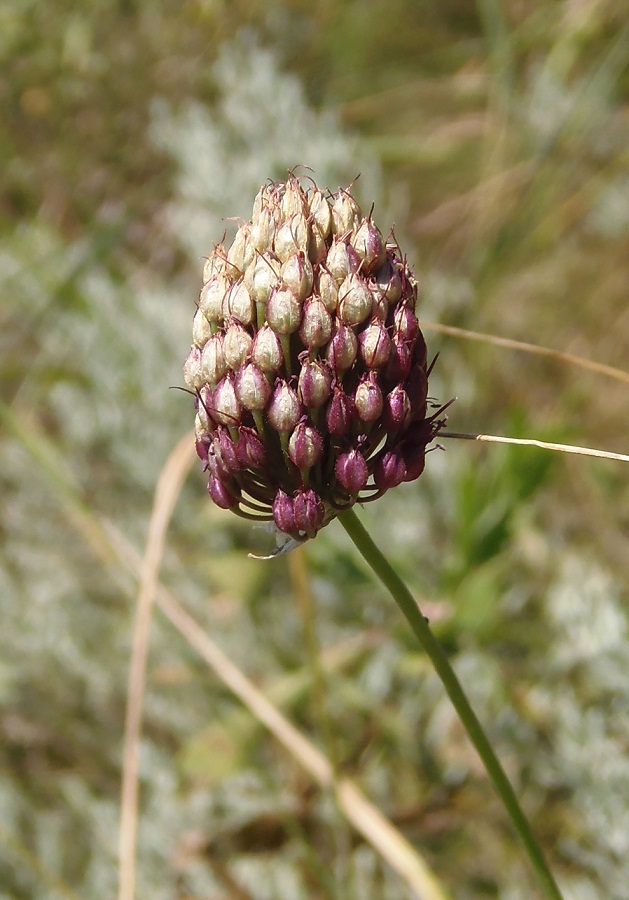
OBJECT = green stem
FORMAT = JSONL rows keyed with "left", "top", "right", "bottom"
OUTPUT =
{"left": 337, "top": 507, "right": 563, "bottom": 900}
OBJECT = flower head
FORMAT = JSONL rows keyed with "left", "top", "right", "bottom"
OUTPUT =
{"left": 184, "top": 175, "right": 447, "bottom": 544}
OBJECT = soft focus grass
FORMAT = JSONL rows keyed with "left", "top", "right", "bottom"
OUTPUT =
{"left": 1, "top": 2, "right": 629, "bottom": 898}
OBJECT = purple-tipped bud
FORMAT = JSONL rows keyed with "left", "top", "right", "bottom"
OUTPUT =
{"left": 236, "top": 428, "right": 268, "bottom": 469}
{"left": 267, "top": 380, "right": 301, "bottom": 432}
{"left": 281, "top": 251, "right": 313, "bottom": 302}
{"left": 251, "top": 324, "right": 283, "bottom": 372}
{"left": 212, "top": 374, "right": 242, "bottom": 426}
{"left": 299, "top": 296, "right": 332, "bottom": 349}
{"left": 197, "top": 384, "right": 214, "bottom": 428}
{"left": 298, "top": 358, "right": 333, "bottom": 408}
{"left": 273, "top": 489, "right": 298, "bottom": 536}
{"left": 374, "top": 450, "right": 407, "bottom": 490}
{"left": 358, "top": 319, "right": 392, "bottom": 368}
{"left": 338, "top": 274, "right": 373, "bottom": 326}
{"left": 293, "top": 488, "right": 325, "bottom": 537}
{"left": 208, "top": 474, "right": 240, "bottom": 509}
{"left": 326, "top": 386, "right": 354, "bottom": 436}
{"left": 351, "top": 219, "right": 386, "bottom": 273}
{"left": 223, "top": 322, "right": 253, "bottom": 370}
{"left": 402, "top": 449, "right": 426, "bottom": 483}
{"left": 266, "top": 287, "right": 302, "bottom": 335}
{"left": 335, "top": 448, "right": 369, "bottom": 493}
{"left": 288, "top": 421, "right": 323, "bottom": 469}
{"left": 354, "top": 373, "right": 383, "bottom": 423}
{"left": 383, "top": 385, "right": 411, "bottom": 431}
{"left": 183, "top": 345, "right": 204, "bottom": 389}
{"left": 236, "top": 363, "right": 272, "bottom": 411}
{"left": 326, "top": 322, "right": 358, "bottom": 374}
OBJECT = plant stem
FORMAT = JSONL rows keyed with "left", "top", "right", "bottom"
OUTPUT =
{"left": 337, "top": 507, "right": 563, "bottom": 900}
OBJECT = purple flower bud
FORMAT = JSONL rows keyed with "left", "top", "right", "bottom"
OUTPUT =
{"left": 351, "top": 218, "right": 386, "bottom": 273}
{"left": 383, "top": 385, "right": 411, "bottom": 431}
{"left": 374, "top": 450, "right": 407, "bottom": 490}
{"left": 212, "top": 375, "right": 242, "bottom": 426}
{"left": 236, "top": 428, "right": 267, "bottom": 469}
{"left": 195, "top": 435, "right": 211, "bottom": 465}
{"left": 394, "top": 306, "right": 419, "bottom": 342}
{"left": 401, "top": 450, "right": 426, "bottom": 483}
{"left": 293, "top": 488, "right": 325, "bottom": 537}
{"left": 335, "top": 448, "right": 369, "bottom": 493}
{"left": 223, "top": 322, "right": 253, "bottom": 370}
{"left": 267, "top": 380, "right": 301, "bottom": 432}
{"left": 214, "top": 427, "right": 241, "bottom": 475}
{"left": 281, "top": 251, "right": 313, "bottom": 301}
{"left": 208, "top": 475, "right": 240, "bottom": 509}
{"left": 273, "top": 489, "right": 298, "bottom": 536}
{"left": 386, "top": 336, "right": 413, "bottom": 383}
{"left": 288, "top": 421, "right": 323, "bottom": 469}
{"left": 251, "top": 324, "right": 283, "bottom": 372}
{"left": 326, "top": 386, "right": 355, "bottom": 436}
{"left": 197, "top": 384, "right": 214, "bottom": 428}
{"left": 298, "top": 358, "right": 333, "bottom": 408}
{"left": 354, "top": 373, "right": 383, "bottom": 423}
{"left": 338, "top": 274, "right": 373, "bottom": 326}
{"left": 326, "top": 322, "right": 358, "bottom": 374}
{"left": 235, "top": 363, "right": 272, "bottom": 411}
{"left": 373, "top": 259, "right": 402, "bottom": 304}
{"left": 358, "top": 319, "right": 391, "bottom": 368}
{"left": 299, "top": 296, "right": 332, "bottom": 349}
{"left": 266, "top": 287, "right": 302, "bottom": 335}
{"left": 405, "top": 365, "right": 428, "bottom": 417}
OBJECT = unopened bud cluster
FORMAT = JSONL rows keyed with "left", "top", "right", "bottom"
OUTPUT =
{"left": 184, "top": 176, "right": 445, "bottom": 542}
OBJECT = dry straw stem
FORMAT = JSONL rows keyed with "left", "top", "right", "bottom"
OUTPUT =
{"left": 421, "top": 321, "right": 629, "bottom": 386}
{"left": 0, "top": 401, "right": 447, "bottom": 900}
{"left": 118, "top": 432, "right": 197, "bottom": 900}
{"left": 442, "top": 432, "right": 629, "bottom": 464}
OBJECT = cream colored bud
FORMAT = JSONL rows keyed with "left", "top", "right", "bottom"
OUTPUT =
{"left": 308, "top": 189, "right": 332, "bottom": 238}
{"left": 200, "top": 333, "right": 227, "bottom": 385}
{"left": 224, "top": 279, "right": 254, "bottom": 326}
{"left": 244, "top": 253, "right": 280, "bottom": 304}
{"left": 192, "top": 308, "right": 213, "bottom": 348}
{"left": 338, "top": 274, "right": 373, "bottom": 326}
{"left": 317, "top": 268, "right": 339, "bottom": 313}
{"left": 281, "top": 252, "right": 313, "bottom": 302}
{"left": 199, "top": 274, "right": 229, "bottom": 325}
{"left": 227, "top": 224, "right": 254, "bottom": 275}
{"left": 331, "top": 190, "right": 362, "bottom": 235}
{"left": 223, "top": 322, "right": 253, "bottom": 370}
{"left": 274, "top": 213, "right": 309, "bottom": 263}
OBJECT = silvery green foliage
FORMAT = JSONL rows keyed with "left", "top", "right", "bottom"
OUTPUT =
{"left": 150, "top": 31, "right": 381, "bottom": 263}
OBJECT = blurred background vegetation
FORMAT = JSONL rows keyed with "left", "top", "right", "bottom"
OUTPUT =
{"left": 1, "top": 1, "right": 629, "bottom": 897}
